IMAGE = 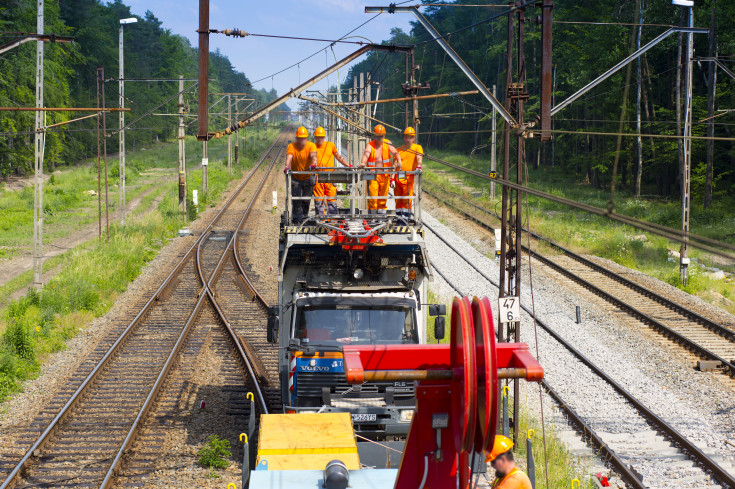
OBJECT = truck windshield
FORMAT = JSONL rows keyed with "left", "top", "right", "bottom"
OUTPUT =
{"left": 294, "top": 304, "right": 417, "bottom": 346}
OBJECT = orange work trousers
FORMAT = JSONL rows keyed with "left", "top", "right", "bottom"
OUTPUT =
{"left": 395, "top": 175, "right": 415, "bottom": 209}
{"left": 367, "top": 174, "right": 390, "bottom": 210}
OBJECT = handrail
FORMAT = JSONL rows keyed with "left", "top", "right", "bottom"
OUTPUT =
{"left": 284, "top": 169, "right": 423, "bottom": 224}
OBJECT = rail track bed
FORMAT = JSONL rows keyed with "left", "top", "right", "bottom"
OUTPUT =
{"left": 423, "top": 184, "right": 735, "bottom": 381}
{"left": 422, "top": 212, "right": 735, "bottom": 489}
{"left": 0, "top": 131, "right": 288, "bottom": 489}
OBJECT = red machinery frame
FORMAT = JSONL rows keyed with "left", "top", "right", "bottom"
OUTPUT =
{"left": 343, "top": 296, "right": 544, "bottom": 489}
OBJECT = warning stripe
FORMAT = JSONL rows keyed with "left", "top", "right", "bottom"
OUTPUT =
{"left": 257, "top": 447, "right": 358, "bottom": 456}
{"left": 285, "top": 225, "right": 422, "bottom": 234}
{"left": 288, "top": 355, "right": 296, "bottom": 393}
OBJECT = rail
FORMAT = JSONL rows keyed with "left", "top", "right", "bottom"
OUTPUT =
{"left": 99, "top": 131, "right": 286, "bottom": 487}
{"left": 423, "top": 221, "right": 735, "bottom": 489}
{"left": 424, "top": 185, "right": 735, "bottom": 376}
{"left": 0, "top": 130, "right": 288, "bottom": 489}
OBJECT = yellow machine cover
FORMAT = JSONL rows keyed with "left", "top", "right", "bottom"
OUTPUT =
{"left": 255, "top": 412, "right": 361, "bottom": 470}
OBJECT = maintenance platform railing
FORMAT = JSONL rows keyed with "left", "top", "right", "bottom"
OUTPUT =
{"left": 285, "top": 168, "right": 423, "bottom": 227}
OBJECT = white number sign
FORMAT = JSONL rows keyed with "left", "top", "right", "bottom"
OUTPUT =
{"left": 498, "top": 297, "right": 520, "bottom": 323}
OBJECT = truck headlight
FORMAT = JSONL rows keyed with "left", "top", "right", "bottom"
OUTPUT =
{"left": 399, "top": 409, "right": 414, "bottom": 422}
{"left": 353, "top": 268, "right": 364, "bottom": 279}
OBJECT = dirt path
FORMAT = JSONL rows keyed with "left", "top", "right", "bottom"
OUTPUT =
{"left": 0, "top": 177, "right": 168, "bottom": 291}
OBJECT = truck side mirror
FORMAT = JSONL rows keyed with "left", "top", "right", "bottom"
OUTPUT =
{"left": 429, "top": 304, "right": 446, "bottom": 316}
{"left": 434, "top": 316, "right": 446, "bottom": 341}
{"left": 267, "top": 306, "right": 279, "bottom": 343}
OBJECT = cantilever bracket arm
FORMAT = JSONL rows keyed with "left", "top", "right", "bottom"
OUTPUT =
{"left": 552, "top": 26, "right": 708, "bottom": 116}
{"left": 211, "top": 43, "right": 411, "bottom": 138}
{"left": 0, "top": 34, "right": 74, "bottom": 55}
{"left": 365, "top": 6, "right": 518, "bottom": 128}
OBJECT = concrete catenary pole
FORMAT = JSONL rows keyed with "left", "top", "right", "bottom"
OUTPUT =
{"left": 227, "top": 94, "right": 232, "bottom": 173}
{"left": 358, "top": 73, "right": 366, "bottom": 152}
{"left": 97, "top": 68, "right": 102, "bottom": 239}
{"left": 351, "top": 82, "right": 358, "bottom": 166}
{"left": 203, "top": 140, "right": 208, "bottom": 194}
{"left": 101, "top": 67, "right": 109, "bottom": 241}
{"left": 178, "top": 75, "right": 186, "bottom": 215}
{"left": 336, "top": 86, "right": 342, "bottom": 159}
{"left": 234, "top": 95, "right": 239, "bottom": 164}
{"left": 680, "top": 4, "right": 694, "bottom": 286}
{"left": 118, "top": 18, "right": 136, "bottom": 226}
{"left": 32, "top": 0, "right": 44, "bottom": 290}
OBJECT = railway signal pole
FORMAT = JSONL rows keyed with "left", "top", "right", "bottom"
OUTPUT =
{"left": 32, "top": 0, "right": 44, "bottom": 290}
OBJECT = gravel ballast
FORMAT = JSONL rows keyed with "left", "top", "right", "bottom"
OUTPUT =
{"left": 423, "top": 211, "right": 735, "bottom": 488}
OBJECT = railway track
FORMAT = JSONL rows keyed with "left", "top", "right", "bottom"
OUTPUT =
{"left": 0, "top": 130, "right": 287, "bottom": 489}
{"left": 423, "top": 184, "right": 735, "bottom": 379}
{"left": 423, "top": 217, "right": 735, "bottom": 489}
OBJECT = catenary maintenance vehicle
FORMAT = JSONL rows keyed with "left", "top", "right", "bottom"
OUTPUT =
{"left": 267, "top": 167, "right": 447, "bottom": 438}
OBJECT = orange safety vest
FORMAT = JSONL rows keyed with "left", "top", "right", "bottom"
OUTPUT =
{"left": 287, "top": 141, "right": 317, "bottom": 180}
{"left": 491, "top": 468, "right": 533, "bottom": 489}
{"left": 366, "top": 139, "right": 392, "bottom": 169}
{"left": 315, "top": 141, "right": 337, "bottom": 171}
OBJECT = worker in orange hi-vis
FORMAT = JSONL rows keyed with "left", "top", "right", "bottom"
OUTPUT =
{"left": 284, "top": 126, "right": 317, "bottom": 223}
{"left": 394, "top": 127, "right": 423, "bottom": 218}
{"left": 485, "top": 436, "right": 533, "bottom": 489}
{"left": 313, "top": 126, "right": 351, "bottom": 215}
{"left": 358, "top": 124, "right": 401, "bottom": 214}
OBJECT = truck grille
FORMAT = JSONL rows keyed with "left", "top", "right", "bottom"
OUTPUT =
{"left": 296, "top": 372, "right": 415, "bottom": 400}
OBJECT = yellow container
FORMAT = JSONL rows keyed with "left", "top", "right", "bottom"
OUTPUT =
{"left": 256, "top": 412, "right": 360, "bottom": 471}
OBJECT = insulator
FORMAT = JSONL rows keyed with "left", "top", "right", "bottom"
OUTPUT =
{"left": 223, "top": 28, "right": 248, "bottom": 38}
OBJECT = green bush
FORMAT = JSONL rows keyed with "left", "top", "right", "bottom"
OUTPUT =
{"left": 65, "top": 279, "right": 100, "bottom": 311}
{"left": 0, "top": 351, "right": 18, "bottom": 376}
{"left": 3, "top": 319, "right": 35, "bottom": 360}
{"left": 197, "top": 435, "right": 231, "bottom": 469}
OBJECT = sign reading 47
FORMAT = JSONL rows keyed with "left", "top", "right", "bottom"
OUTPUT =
{"left": 498, "top": 296, "right": 520, "bottom": 324}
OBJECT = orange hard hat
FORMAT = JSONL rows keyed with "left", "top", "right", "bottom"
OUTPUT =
{"left": 296, "top": 126, "right": 309, "bottom": 138}
{"left": 403, "top": 127, "right": 416, "bottom": 136}
{"left": 314, "top": 126, "right": 326, "bottom": 137}
{"left": 485, "top": 435, "right": 514, "bottom": 463}
{"left": 373, "top": 124, "right": 386, "bottom": 136}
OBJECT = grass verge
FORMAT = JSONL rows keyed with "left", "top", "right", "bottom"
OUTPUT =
{"left": 513, "top": 403, "right": 597, "bottom": 489}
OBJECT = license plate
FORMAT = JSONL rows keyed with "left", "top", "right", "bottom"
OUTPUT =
{"left": 351, "top": 413, "right": 377, "bottom": 422}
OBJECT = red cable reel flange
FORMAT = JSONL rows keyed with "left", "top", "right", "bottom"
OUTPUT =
{"left": 450, "top": 297, "right": 477, "bottom": 454}
{"left": 473, "top": 296, "right": 498, "bottom": 453}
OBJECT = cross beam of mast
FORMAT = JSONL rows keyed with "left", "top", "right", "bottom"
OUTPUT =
{"left": 552, "top": 26, "right": 707, "bottom": 116}
{"left": 210, "top": 43, "right": 411, "bottom": 139}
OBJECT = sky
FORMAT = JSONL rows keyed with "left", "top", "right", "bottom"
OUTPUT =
{"left": 124, "top": 0, "right": 415, "bottom": 105}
